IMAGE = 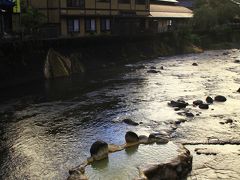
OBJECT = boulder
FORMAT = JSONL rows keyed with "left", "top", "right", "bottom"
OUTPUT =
{"left": 44, "top": 49, "right": 71, "bottom": 79}
{"left": 237, "top": 88, "right": 240, "bottom": 93}
{"left": 68, "top": 167, "right": 88, "bottom": 180}
{"left": 125, "top": 131, "right": 139, "bottom": 143}
{"left": 123, "top": 119, "right": 139, "bottom": 126}
{"left": 90, "top": 141, "right": 109, "bottom": 160}
{"left": 214, "top": 95, "right": 227, "bottom": 102}
{"left": 138, "top": 144, "right": 192, "bottom": 180}
{"left": 225, "top": 119, "right": 233, "bottom": 124}
{"left": 139, "top": 135, "right": 149, "bottom": 144}
{"left": 68, "top": 171, "right": 88, "bottom": 180}
{"left": 70, "top": 54, "right": 85, "bottom": 74}
{"left": 234, "top": 60, "right": 240, "bottom": 63}
{"left": 168, "top": 100, "right": 188, "bottom": 109}
{"left": 150, "top": 66, "right": 156, "bottom": 69}
{"left": 147, "top": 70, "right": 159, "bottom": 74}
{"left": 206, "top": 96, "right": 214, "bottom": 104}
{"left": 199, "top": 104, "right": 209, "bottom": 109}
{"left": 148, "top": 133, "right": 169, "bottom": 144}
{"left": 192, "top": 63, "right": 198, "bottom": 66}
{"left": 185, "top": 112, "right": 194, "bottom": 118}
{"left": 193, "top": 100, "right": 203, "bottom": 106}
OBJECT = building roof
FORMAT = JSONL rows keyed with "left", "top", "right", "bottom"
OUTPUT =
{"left": 150, "top": 4, "right": 193, "bottom": 18}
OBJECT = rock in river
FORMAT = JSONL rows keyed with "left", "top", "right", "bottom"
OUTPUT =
{"left": 237, "top": 88, "right": 240, "bottom": 93}
{"left": 148, "top": 133, "right": 169, "bottom": 144}
{"left": 192, "top": 63, "right": 198, "bottom": 66}
{"left": 214, "top": 95, "right": 227, "bottom": 102}
{"left": 122, "top": 119, "right": 139, "bottom": 126}
{"left": 168, "top": 100, "right": 188, "bottom": 109}
{"left": 137, "top": 144, "right": 192, "bottom": 180}
{"left": 147, "top": 70, "right": 160, "bottom": 74}
{"left": 206, "top": 96, "right": 214, "bottom": 104}
{"left": 125, "top": 131, "right": 139, "bottom": 143}
{"left": 90, "top": 141, "right": 109, "bottom": 160}
{"left": 199, "top": 104, "right": 209, "bottom": 109}
{"left": 193, "top": 100, "right": 203, "bottom": 106}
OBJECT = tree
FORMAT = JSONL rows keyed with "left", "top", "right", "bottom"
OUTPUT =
{"left": 192, "top": 0, "right": 240, "bottom": 31}
{"left": 21, "top": 7, "right": 46, "bottom": 35}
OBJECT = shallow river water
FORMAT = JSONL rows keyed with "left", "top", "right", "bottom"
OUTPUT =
{"left": 0, "top": 50, "right": 240, "bottom": 180}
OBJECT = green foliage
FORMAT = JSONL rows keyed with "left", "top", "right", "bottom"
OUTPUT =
{"left": 192, "top": 0, "right": 240, "bottom": 31}
{"left": 21, "top": 7, "right": 46, "bottom": 33}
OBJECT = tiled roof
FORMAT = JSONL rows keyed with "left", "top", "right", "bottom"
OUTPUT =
{"left": 150, "top": 4, "right": 193, "bottom": 18}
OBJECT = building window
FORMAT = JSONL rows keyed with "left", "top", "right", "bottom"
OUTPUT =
{"left": 136, "top": 0, "right": 146, "bottom": 4}
{"left": 85, "top": 18, "right": 96, "bottom": 32}
{"left": 101, "top": 18, "right": 111, "bottom": 32}
{"left": 67, "top": 0, "right": 85, "bottom": 7}
{"left": 118, "top": 0, "right": 130, "bottom": 4}
{"left": 68, "top": 18, "right": 80, "bottom": 33}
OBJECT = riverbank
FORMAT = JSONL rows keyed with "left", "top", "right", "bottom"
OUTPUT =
{"left": 0, "top": 32, "right": 201, "bottom": 89}
{"left": 1, "top": 30, "right": 240, "bottom": 89}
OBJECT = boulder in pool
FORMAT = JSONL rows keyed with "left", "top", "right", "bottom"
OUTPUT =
{"left": 214, "top": 95, "right": 227, "bottom": 102}
{"left": 125, "top": 131, "right": 139, "bottom": 144}
{"left": 137, "top": 144, "right": 192, "bottom": 180}
{"left": 90, "top": 141, "right": 109, "bottom": 160}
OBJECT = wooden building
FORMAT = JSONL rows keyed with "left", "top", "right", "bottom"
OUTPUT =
{"left": 149, "top": 0, "right": 193, "bottom": 33}
{"left": 22, "top": 0, "right": 150, "bottom": 37}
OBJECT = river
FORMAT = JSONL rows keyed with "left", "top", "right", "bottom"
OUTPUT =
{"left": 0, "top": 49, "right": 240, "bottom": 180}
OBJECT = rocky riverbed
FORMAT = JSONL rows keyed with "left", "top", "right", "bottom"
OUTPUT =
{"left": 0, "top": 49, "right": 240, "bottom": 179}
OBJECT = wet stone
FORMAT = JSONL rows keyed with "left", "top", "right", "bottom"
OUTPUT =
{"left": 237, "top": 88, "right": 240, "bottom": 93}
{"left": 90, "top": 141, "right": 108, "bottom": 160}
{"left": 147, "top": 70, "right": 160, "bottom": 74}
{"left": 186, "top": 112, "right": 194, "bottom": 118}
{"left": 225, "top": 119, "right": 233, "bottom": 124}
{"left": 214, "top": 95, "right": 227, "bottom": 102}
{"left": 139, "top": 144, "right": 192, "bottom": 180}
{"left": 150, "top": 66, "right": 156, "bottom": 69}
{"left": 122, "top": 119, "right": 139, "bottom": 126}
{"left": 168, "top": 100, "right": 188, "bottom": 109}
{"left": 193, "top": 100, "right": 203, "bottom": 106}
{"left": 125, "top": 131, "right": 139, "bottom": 143}
{"left": 139, "top": 135, "right": 149, "bottom": 144}
{"left": 234, "top": 60, "right": 240, "bottom": 63}
{"left": 192, "top": 63, "right": 198, "bottom": 66}
{"left": 206, "top": 96, "right": 214, "bottom": 104}
{"left": 148, "top": 133, "right": 169, "bottom": 144}
{"left": 199, "top": 104, "right": 209, "bottom": 109}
